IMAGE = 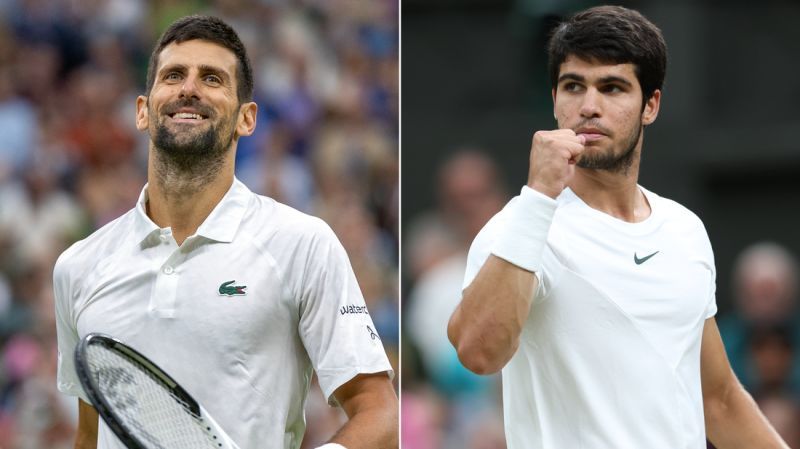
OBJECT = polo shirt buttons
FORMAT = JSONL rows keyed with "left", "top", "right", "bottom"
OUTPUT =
{"left": 163, "top": 266, "right": 174, "bottom": 275}
{"left": 159, "top": 234, "right": 169, "bottom": 243}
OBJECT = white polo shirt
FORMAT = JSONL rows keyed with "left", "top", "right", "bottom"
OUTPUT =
{"left": 54, "top": 178, "right": 393, "bottom": 449}
{"left": 464, "top": 186, "right": 716, "bottom": 449}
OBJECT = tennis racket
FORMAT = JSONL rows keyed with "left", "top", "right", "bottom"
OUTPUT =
{"left": 74, "top": 333, "right": 241, "bottom": 449}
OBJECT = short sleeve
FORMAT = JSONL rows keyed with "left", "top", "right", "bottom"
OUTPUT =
{"left": 53, "top": 250, "right": 90, "bottom": 403}
{"left": 695, "top": 216, "right": 717, "bottom": 320}
{"left": 296, "top": 222, "right": 393, "bottom": 405}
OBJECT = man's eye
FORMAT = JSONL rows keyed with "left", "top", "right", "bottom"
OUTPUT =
{"left": 165, "top": 72, "right": 182, "bottom": 81}
{"left": 564, "top": 83, "right": 582, "bottom": 92}
{"left": 603, "top": 85, "right": 624, "bottom": 93}
{"left": 204, "top": 75, "right": 221, "bottom": 84}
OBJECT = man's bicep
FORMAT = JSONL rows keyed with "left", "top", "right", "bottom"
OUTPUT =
{"left": 700, "top": 317, "right": 737, "bottom": 401}
{"left": 75, "top": 399, "right": 99, "bottom": 449}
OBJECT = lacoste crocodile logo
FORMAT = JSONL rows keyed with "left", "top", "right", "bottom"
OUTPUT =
{"left": 218, "top": 280, "right": 247, "bottom": 296}
{"left": 634, "top": 251, "right": 659, "bottom": 265}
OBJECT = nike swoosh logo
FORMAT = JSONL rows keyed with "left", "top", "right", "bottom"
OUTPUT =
{"left": 634, "top": 251, "right": 659, "bottom": 265}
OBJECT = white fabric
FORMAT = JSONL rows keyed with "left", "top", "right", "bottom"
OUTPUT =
{"left": 54, "top": 178, "right": 393, "bottom": 449}
{"left": 315, "top": 444, "right": 347, "bottom": 449}
{"left": 491, "top": 185, "right": 557, "bottom": 273}
{"left": 463, "top": 186, "right": 716, "bottom": 449}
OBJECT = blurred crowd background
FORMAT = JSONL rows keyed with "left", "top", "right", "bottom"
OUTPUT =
{"left": 1, "top": 0, "right": 799, "bottom": 447}
{"left": 403, "top": 0, "right": 800, "bottom": 448}
{"left": 0, "top": 0, "right": 397, "bottom": 447}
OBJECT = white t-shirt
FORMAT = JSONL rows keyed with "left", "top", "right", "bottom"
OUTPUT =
{"left": 464, "top": 186, "right": 716, "bottom": 449}
{"left": 54, "top": 178, "right": 393, "bottom": 449}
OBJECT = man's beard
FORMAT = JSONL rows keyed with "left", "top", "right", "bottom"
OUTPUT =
{"left": 151, "top": 98, "right": 236, "bottom": 178}
{"left": 576, "top": 119, "right": 642, "bottom": 174}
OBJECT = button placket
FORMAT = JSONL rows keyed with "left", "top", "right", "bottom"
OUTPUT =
{"left": 149, "top": 237, "right": 184, "bottom": 317}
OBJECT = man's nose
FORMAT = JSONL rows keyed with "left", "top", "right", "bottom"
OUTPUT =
{"left": 180, "top": 73, "right": 200, "bottom": 98}
{"left": 579, "top": 88, "right": 601, "bottom": 118}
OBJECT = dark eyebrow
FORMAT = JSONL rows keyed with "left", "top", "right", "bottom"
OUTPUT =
{"left": 597, "top": 75, "right": 633, "bottom": 87}
{"left": 158, "top": 63, "right": 230, "bottom": 82}
{"left": 558, "top": 73, "right": 585, "bottom": 84}
{"left": 158, "top": 63, "right": 188, "bottom": 76}
{"left": 197, "top": 64, "right": 230, "bottom": 82}
{"left": 558, "top": 72, "right": 634, "bottom": 88}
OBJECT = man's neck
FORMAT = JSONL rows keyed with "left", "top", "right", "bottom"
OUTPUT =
{"left": 146, "top": 149, "right": 235, "bottom": 245}
{"left": 569, "top": 155, "right": 651, "bottom": 223}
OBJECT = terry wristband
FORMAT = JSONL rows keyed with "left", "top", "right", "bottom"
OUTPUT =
{"left": 491, "top": 185, "right": 557, "bottom": 273}
{"left": 316, "top": 444, "right": 347, "bottom": 449}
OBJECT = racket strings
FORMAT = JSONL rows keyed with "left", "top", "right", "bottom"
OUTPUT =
{"left": 86, "top": 345, "right": 224, "bottom": 449}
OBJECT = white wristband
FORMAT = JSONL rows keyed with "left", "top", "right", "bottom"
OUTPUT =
{"left": 491, "top": 186, "right": 557, "bottom": 273}
{"left": 316, "top": 444, "right": 347, "bottom": 449}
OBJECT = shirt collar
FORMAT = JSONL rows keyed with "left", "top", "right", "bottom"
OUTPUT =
{"left": 195, "top": 178, "right": 251, "bottom": 243}
{"left": 132, "top": 178, "right": 252, "bottom": 245}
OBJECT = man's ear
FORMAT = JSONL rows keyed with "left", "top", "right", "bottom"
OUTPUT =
{"left": 136, "top": 96, "right": 149, "bottom": 131}
{"left": 552, "top": 88, "right": 558, "bottom": 121}
{"left": 642, "top": 89, "right": 661, "bottom": 125}
{"left": 235, "top": 102, "right": 258, "bottom": 138}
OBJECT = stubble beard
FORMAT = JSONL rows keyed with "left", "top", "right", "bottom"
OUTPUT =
{"left": 150, "top": 98, "right": 236, "bottom": 193}
{"left": 576, "top": 118, "right": 643, "bottom": 175}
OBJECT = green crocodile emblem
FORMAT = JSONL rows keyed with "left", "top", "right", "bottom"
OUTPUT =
{"left": 218, "top": 280, "right": 247, "bottom": 296}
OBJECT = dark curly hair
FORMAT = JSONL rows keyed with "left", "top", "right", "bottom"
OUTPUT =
{"left": 145, "top": 15, "right": 254, "bottom": 103}
{"left": 548, "top": 6, "right": 667, "bottom": 103}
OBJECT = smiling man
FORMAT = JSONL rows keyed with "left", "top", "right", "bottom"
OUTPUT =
{"left": 448, "top": 6, "right": 787, "bottom": 449}
{"left": 53, "top": 15, "right": 397, "bottom": 449}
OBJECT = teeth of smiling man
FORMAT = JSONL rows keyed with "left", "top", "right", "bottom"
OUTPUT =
{"left": 173, "top": 112, "right": 203, "bottom": 119}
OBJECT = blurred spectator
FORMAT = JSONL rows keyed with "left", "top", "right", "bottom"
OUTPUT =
{"left": 406, "top": 150, "right": 506, "bottom": 388}
{"left": 436, "top": 149, "right": 508, "bottom": 247}
{"left": 403, "top": 149, "right": 508, "bottom": 448}
{"left": 400, "top": 387, "right": 446, "bottom": 449}
{"left": 718, "top": 242, "right": 800, "bottom": 397}
{"left": 749, "top": 324, "right": 796, "bottom": 398}
{"left": 0, "top": 64, "right": 36, "bottom": 180}
{"left": 0, "top": 1, "right": 397, "bottom": 447}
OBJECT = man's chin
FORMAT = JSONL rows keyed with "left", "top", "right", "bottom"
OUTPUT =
{"left": 154, "top": 128, "right": 209, "bottom": 149}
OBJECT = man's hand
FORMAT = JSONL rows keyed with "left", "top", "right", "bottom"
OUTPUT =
{"left": 528, "top": 129, "right": 586, "bottom": 199}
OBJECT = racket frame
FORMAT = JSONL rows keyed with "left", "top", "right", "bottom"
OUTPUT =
{"left": 74, "top": 333, "right": 222, "bottom": 449}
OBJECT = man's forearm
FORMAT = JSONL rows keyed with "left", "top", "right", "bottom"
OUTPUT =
{"left": 705, "top": 382, "right": 788, "bottom": 449}
{"left": 327, "top": 373, "right": 398, "bottom": 449}
{"left": 74, "top": 400, "right": 98, "bottom": 449}
{"left": 326, "top": 398, "right": 397, "bottom": 449}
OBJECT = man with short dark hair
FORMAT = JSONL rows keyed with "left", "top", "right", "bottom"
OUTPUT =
{"left": 448, "top": 6, "right": 787, "bottom": 448}
{"left": 54, "top": 15, "right": 397, "bottom": 449}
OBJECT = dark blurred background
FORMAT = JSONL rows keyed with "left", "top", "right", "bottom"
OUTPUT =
{"left": 0, "top": 0, "right": 397, "bottom": 447}
{"left": 402, "top": 1, "right": 800, "bottom": 447}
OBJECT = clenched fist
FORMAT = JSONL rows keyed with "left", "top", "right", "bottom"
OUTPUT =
{"left": 528, "top": 129, "right": 586, "bottom": 199}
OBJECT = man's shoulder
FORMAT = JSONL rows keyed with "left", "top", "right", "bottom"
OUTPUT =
{"left": 244, "top": 194, "right": 335, "bottom": 242}
{"left": 55, "top": 209, "right": 137, "bottom": 274}
{"left": 644, "top": 188, "right": 706, "bottom": 228}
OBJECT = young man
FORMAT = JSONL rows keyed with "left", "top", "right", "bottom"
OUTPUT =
{"left": 448, "top": 6, "right": 788, "bottom": 448}
{"left": 53, "top": 15, "right": 397, "bottom": 449}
